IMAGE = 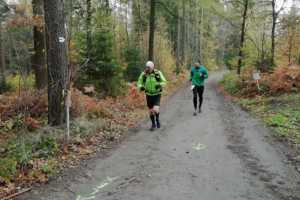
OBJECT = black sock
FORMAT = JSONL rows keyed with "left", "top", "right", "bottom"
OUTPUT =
{"left": 155, "top": 113, "right": 160, "bottom": 123}
{"left": 193, "top": 97, "right": 197, "bottom": 110}
{"left": 199, "top": 98, "right": 203, "bottom": 110}
{"left": 150, "top": 114, "right": 155, "bottom": 125}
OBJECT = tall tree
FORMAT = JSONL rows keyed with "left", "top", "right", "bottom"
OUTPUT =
{"left": 176, "top": 4, "right": 181, "bottom": 72}
{"left": 44, "top": 0, "right": 68, "bottom": 126}
{"left": 0, "top": 0, "right": 9, "bottom": 93}
{"left": 279, "top": 5, "right": 300, "bottom": 65}
{"left": 271, "top": 0, "right": 286, "bottom": 66}
{"left": 180, "top": 0, "right": 186, "bottom": 64}
{"left": 0, "top": 26, "right": 6, "bottom": 93}
{"left": 104, "top": 0, "right": 110, "bottom": 12}
{"left": 271, "top": 0, "right": 276, "bottom": 66}
{"left": 32, "top": 0, "right": 47, "bottom": 89}
{"left": 148, "top": 0, "right": 156, "bottom": 61}
{"left": 237, "top": 0, "right": 249, "bottom": 75}
{"left": 86, "top": 0, "right": 92, "bottom": 59}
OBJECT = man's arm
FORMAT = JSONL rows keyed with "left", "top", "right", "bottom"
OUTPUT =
{"left": 190, "top": 68, "right": 194, "bottom": 81}
{"left": 157, "top": 71, "right": 167, "bottom": 87}
{"left": 203, "top": 67, "right": 209, "bottom": 79}
{"left": 137, "top": 72, "right": 145, "bottom": 90}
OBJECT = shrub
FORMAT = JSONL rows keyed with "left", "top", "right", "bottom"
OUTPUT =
{"left": 1, "top": 91, "right": 47, "bottom": 121}
{"left": 124, "top": 47, "right": 143, "bottom": 82}
{"left": 74, "top": 10, "right": 125, "bottom": 97}
{"left": 6, "top": 74, "right": 35, "bottom": 92}
{"left": 35, "top": 135, "right": 59, "bottom": 158}
{"left": 7, "top": 139, "right": 33, "bottom": 168}
{"left": 267, "top": 66, "right": 300, "bottom": 94}
{"left": 220, "top": 73, "right": 242, "bottom": 95}
{"left": 122, "top": 84, "right": 145, "bottom": 109}
{"left": 238, "top": 98, "right": 259, "bottom": 109}
{"left": 265, "top": 113, "right": 289, "bottom": 127}
{"left": 0, "top": 77, "right": 11, "bottom": 94}
{"left": 222, "top": 66, "right": 300, "bottom": 97}
{"left": 41, "top": 159, "right": 58, "bottom": 176}
{"left": 0, "top": 158, "right": 17, "bottom": 181}
{"left": 87, "top": 106, "right": 113, "bottom": 119}
{"left": 70, "top": 88, "right": 89, "bottom": 118}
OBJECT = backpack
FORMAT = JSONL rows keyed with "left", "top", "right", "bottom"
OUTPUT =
{"left": 142, "top": 70, "right": 161, "bottom": 84}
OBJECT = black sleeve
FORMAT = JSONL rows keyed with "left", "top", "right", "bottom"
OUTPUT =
{"left": 190, "top": 70, "right": 194, "bottom": 81}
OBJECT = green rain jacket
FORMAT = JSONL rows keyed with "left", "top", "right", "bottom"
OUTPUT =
{"left": 137, "top": 69, "right": 167, "bottom": 96}
{"left": 190, "top": 66, "right": 209, "bottom": 86}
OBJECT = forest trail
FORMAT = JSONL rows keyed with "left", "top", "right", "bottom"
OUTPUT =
{"left": 19, "top": 72, "right": 300, "bottom": 200}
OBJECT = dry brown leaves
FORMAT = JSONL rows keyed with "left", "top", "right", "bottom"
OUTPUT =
{"left": 237, "top": 66, "right": 300, "bottom": 97}
{"left": 0, "top": 73, "right": 187, "bottom": 198}
{"left": 0, "top": 91, "right": 47, "bottom": 121}
{"left": 267, "top": 65, "right": 300, "bottom": 93}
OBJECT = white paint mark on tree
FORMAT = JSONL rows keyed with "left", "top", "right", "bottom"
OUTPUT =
{"left": 59, "top": 37, "right": 65, "bottom": 43}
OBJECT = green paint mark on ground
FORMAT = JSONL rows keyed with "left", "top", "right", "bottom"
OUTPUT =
{"left": 75, "top": 176, "right": 118, "bottom": 200}
{"left": 193, "top": 143, "right": 207, "bottom": 151}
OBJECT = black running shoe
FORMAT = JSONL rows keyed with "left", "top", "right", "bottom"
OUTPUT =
{"left": 156, "top": 121, "right": 161, "bottom": 129}
{"left": 150, "top": 124, "right": 156, "bottom": 131}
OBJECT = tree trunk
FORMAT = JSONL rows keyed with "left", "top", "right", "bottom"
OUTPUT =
{"left": 199, "top": 7, "right": 203, "bottom": 62}
{"left": 0, "top": 27, "right": 6, "bottom": 93}
{"left": 175, "top": 4, "right": 180, "bottom": 73}
{"left": 86, "top": 0, "right": 92, "bottom": 59}
{"left": 261, "top": 24, "right": 266, "bottom": 62}
{"left": 125, "top": 2, "right": 129, "bottom": 43}
{"left": 180, "top": 0, "right": 186, "bottom": 64}
{"left": 237, "top": 0, "right": 248, "bottom": 75}
{"left": 132, "top": 0, "right": 142, "bottom": 48}
{"left": 32, "top": 0, "right": 47, "bottom": 89}
{"left": 148, "top": 0, "right": 155, "bottom": 61}
{"left": 271, "top": 0, "right": 276, "bottom": 67}
{"left": 44, "top": 0, "right": 68, "bottom": 126}
{"left": 104, "top": 0, "right": 110, "bottom": 9}
{"left": 288, "top": 36, "right": 293, "bottom": 65}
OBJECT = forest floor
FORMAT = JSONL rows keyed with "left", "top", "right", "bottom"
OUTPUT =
{"left": 0, "top": 73, "right": 187, "bottom": 199}
{"left": 18, "top": 72, "right": 300, "bottom": 200}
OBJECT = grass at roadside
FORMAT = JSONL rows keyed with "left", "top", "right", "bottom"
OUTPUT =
{"left": 237, "top": 94, "right": 300, "bottom": 144}
{"left": 219, "top": 71, "right": 300, "bottom": 146}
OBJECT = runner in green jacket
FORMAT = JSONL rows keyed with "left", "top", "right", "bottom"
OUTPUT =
{"left": 190, "top": 62, "right": 208, "bottom": 115}
{"left": 137, "top": 61, "right": 167, "bottom": 131}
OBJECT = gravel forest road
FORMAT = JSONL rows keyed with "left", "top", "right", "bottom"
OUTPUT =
{"left": 19, "top": 72, "right": 300, "bottom": 200}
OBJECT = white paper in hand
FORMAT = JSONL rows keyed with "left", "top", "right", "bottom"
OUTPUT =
{"left": 191, "top": 85, "right": 195, "bottom": 91}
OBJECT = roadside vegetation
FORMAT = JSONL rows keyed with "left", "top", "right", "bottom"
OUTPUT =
{"left": 220, "top": 66, "right": 300, "bottom": 146}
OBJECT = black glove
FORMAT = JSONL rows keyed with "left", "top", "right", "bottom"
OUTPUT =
{"left": 155, "top": 84, "right": 162, "bottom": 90}
{"left": 140, "top": 87, "right": 145, "bottom": 91}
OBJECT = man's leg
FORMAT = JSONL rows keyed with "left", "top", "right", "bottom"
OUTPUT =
{"left": 198, "top": 86, "right": 204, "bottom": 112}
{"left": 146, "top": 96, "right": 156, "bottom": 131}
{"left": 153, "top": 95, "right": 161, "bottom": 128}
{"left": 153, "top": 106, "right": 160, "bottom": 128}
{"left": 193, "top": 87, "right": 198, "bottom": 115}
{"left": 149, "top": 110, "right": 156, "bottom": 130}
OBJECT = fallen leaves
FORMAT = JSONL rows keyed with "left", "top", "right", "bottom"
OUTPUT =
{"left": 0, "top": 73, "right": 187, "bottom": 199}
{"left": 224, "top": 66, "right": 300, "bottom": 98}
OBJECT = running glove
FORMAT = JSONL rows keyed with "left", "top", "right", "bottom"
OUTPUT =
{"left": 155, "top": 84, "right": 162, "bottom": 90}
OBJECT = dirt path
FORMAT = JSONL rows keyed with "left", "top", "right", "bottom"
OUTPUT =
{"left": 19, "top": 73, "right": 300, "bottom": 200}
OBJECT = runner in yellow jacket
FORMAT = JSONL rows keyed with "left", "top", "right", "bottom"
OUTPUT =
{"left": 137, "top": 61, "right": 167, "bottom": 131}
